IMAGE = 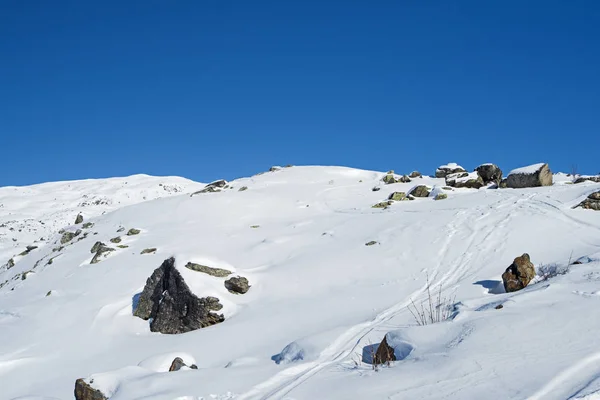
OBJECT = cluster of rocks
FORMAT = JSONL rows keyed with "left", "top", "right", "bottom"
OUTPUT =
{"left": 185, "top": 261, "right": 250, "bottom": 294}
{"left": 502, "top": 253, "right": 536, "bottom": 293}
{"left": 90, "top": 241, "right": 114, "bottom": 264}
{"left": 190, "top": 180, "right": 229, "bottom": 195}
{"left": 381, "top": 170, "right": 422, "bottom": 185}
{"left": 575, "top": 191, "right": 600, "bottom": 211}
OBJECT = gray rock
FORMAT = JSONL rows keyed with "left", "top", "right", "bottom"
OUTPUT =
{"left": 446, "top": 172, "right": 485, "bottom": 189}
{"left": 506, "top": 163, "right": 553, "bottom": 188}
{"left": 238, "top": 186, "right": 248, "bottom": 192}
{"left": 61, "top": 230, "right": 80, "bottom": 244}
{"left": 371, "top": 187, "right": 381, "bottom": 192}
{"left": 184, "top": 262, "right": 232, "bottom": 277}
{"left": 575, "top": 191, "right": 600, "bottom": 210}
{"left": 382, "top": 174, "right": 398, "bottom": 184}
{"left": 372, "top": 201, "right": 393, "bottom": 209}
{"left": 574, "top": 176, "right": 600, "bottom": 184}
{"left": 82, "top": 222, "right": 94, "bottom": 229}
{"left": 191, "top": 180, "right": 228, "bottom": 195}
{"left": 110, "top": 237, "right": 121, "bottom": 243}
{"left": 435, "top": 163, "right": 466, "bottom": 178}
{"left": 127, "top": 228, "right": 141, "bottom": 236}
{"left": 168, "top": 357, "right": 198, "bottom": 371}
{"left": 75, "top": 214, "right": 84, "bottom": 224}
{"left": 224, "top": 276, "right": 250, "bottom": 294}
{"left": 388, "top": 192, "right": 407, "bottom": 201}
{"left": 409, "top": 171, "right": 422, "bottom": 178}
{"left": 74, "top": 378, "right": 108, "bottom": 400}
{"left": 365, "top": 240, "right": 378, "bottom": 246}
{"left": 409, "top": 185, "right": 431, "bottom": 198}
{"left": 133, "top": 257, "right": 225, "bottom": 334}
{"left": 140, "top": 248, "right": 157, "bottom": 254}
{"left": 7, "top": 258, "right": 15, "bottom": 269}
{"left": 90, "top": 241, "right": 104, "bottom": 254}
{"left": 434, "top": 193, "right": 448, "bottom": 200}
{"left": 475, "top": 163, "right": 503, "bottom": 185}
{"left": 90, "top": 243, "right": 114, "bottom": 264}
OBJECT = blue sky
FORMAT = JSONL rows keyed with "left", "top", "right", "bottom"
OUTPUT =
{"left": 1, "top": 1, "right": 599, "bottom": 186}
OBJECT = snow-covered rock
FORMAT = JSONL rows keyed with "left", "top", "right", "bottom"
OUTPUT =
{"left": 435, "top": 163, "right": 466, "bottom": 178}
{"left": 506, "top": 163, "right": 553, "bottom": 188}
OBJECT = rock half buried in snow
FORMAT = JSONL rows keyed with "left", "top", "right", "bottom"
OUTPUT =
{"left": 74, "top": 378, "right": 108, "bottom": 400}
{"left": 446, "top": 171, "right": 484, "bottom": 189}
{"left": 75, "top": 214, "right": 84, "bottom": 224}
{"left": 374, "top": 334, "right": 396, "bottom": 365}
{"left": 505, "top": 163, "right": 552, "bottom": 188}
{"left": 435, "top": 163, "right": 466, "bottom": 178}
{"left": 191, "top": 179, "right": 228, "bottom": 195}
{"left": 475, "top": 163, "right": 503, "bottom": 185}
{"left": 224, "top": 276, "right": 250, "bottom": 294}
{"left": 388, "top": 192, "right": 407, "bottom": 201}
{"left": 169, "top": 357, "right": 198, "bottom": 371}
{"left": 575, "top": 191, "right": 600, "bottom": 211}
{"left": 133, "top": 257, "right": 225, "bottom": 334}
{"left": 90, "top": 243, "right": 114, "bottom": 264}
{"left": 409, "top": 185, "right": 431, "bottom": 198}
{"left": 184, "top": 262, "right": 232, "bottom": 277}
{"left": 502, "top": 253, "right": 536, "bottom": 293}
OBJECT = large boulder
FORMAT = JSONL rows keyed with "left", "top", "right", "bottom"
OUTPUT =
{"left": 224, "top": 276, "right": 250, "bottom": 294}
{"left": 435, "top": 163, "right": 466, "bottom": 178}
{"left": 502, "top": 253, "right": 536, "bottom": 292}
{"left": 446, "top": 172, "right": 484, "bottom": 189}
{"left": 575, "top": 191, "right": 600, "bottom": 211}
{"left": 475, "top": 163, "right": 503, "bottom": 185}
{"left": 505, "top": 163, "right": 552, "bottom": 188}
{"left": 409, "top": 171, "right": 422, "bottom": 178}
{"left": 74, "top": 379, "right": 108, "bottom": 400}
{"left": 409, "top": 185, "right": 431, "bottom": 198}
{"left": 133, "top": 257, "right": 225, "bottom": 334}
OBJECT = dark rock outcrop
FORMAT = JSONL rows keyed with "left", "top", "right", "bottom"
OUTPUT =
{"left": 502, "top": 253, "right": 536, "bottom": 293}
{"left": 575, "top": 191, "right": 600, "bottom": 211}
{"left": 224, "top": 276, "right": 250, "bottom": 294}
{"left": 372, "top": 201, "right": 393, "bottom": 209}
{"left": 374, "top": 335, "right": 396, "bottom": 365}
{"left": 388, "top": 192, "right": 407, "bottom": 201}
{"left": 83, "top": 222, "right": 94, "bottom": 229}
{"left": 475, "top": 164, "right": 503, "bottom": 185}
{"left": 169, "top": 357, "right": 198, "bottom": 371}
{"left": 184, "top": 262, "right": 232, "bottom": 277}
{"left": 61, "top": 229, "right": 82, "bottom": 244}
{"left": 435, "top": 163, "right": 466, "bottom": 178}
{"left": 74, "top": 379, "right": 108, "bottom": 400}
{"left": 191, "top": 180, "right": 228, "bottom": 195}
{"left": 127, "top": 228, "right": 141, "bottom": 236}
{"left": 110, "top": 237, "right": 121, "bottom": 243}
{"left": 91, "top": 243, "right": 114, "bottom": 264}
{"left": 506, "top": 163, "right": 553, "bottom": 188}
{"left": 446, "top": 172, "right": 484, "bottom": 189}
{"left": 75, "top": 214, "right": 84, "bottom": 224}
{"left": 409, "top": 171, "right": 422, "bottom": 178}
{"left": 133, "top": 257, "right": 225, "bottom": 334}
{"left": 574, "top": 176, "right": 600, "bottom": 184}
{"left": 140, "top": 248, "right": 157, "bottom": 254}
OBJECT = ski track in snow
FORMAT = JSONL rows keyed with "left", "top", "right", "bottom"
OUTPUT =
{"left": 238, "top": 196, "right": 518, "bottom": 400}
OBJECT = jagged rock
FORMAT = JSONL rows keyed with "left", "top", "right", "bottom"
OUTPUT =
{"left": 7, "top": 258, "right": 15, "bottom": 269}
{"left": 110, "top": 237, "right": 121, "bottom": 243}
{"left": 409, "top": 185, "right": 431, "bottom": 198}
{"left": 506, "top": 163, "right": 553, "bottom": 188}
{"left": 90, "top": 244, "right": 114, "bottom": 264}
{"left": 382, "top": 174, "right": 398, "bottom": 184}
{"left": 169, "top": 357, "right": 198, "bottom": 371}
{"left": 127, "top": 228, "right": 141, "bottom": 236}
{"left": 75, "top": 214, "right": 84, "bottom": 224}
{"left": 74, "top": 378, "right": 108, "bottom": 400}
{"left": 191, "top": 180, "right": 228, "bottom": 195}
{"left": 434, "top": 193, "right": 448, "bottom": 200}
{"left": 475, "top": 163, "right": 503, "bottom": 185}
{"left": 224, "top": 276, "right": 250, "bottom": 294}
{"left": 184, "top": 262, "right": 232, "bottom": 277}
{"left": 502, "top": 253, "right": 536, "bottom": 292}
{"left": 398, "top": 175, "right": 411, "bottom": 183}
{"left": 374, "top": 335, "right": 396, "bottom": 365}
{"left": 446, "top": 172, "right": 484, "bottom": 189}
{"left": 133, "top": 257, "right": 225, "bottom": 334}
{"left": 435, "top": 163, "right": 466, "bottom": 178}
{"left": 82, "top": 222, "right": 94, "bottom": 229}
{"left": 238, "top": 186, "right": 248, "bottom": 192}
{"left": 409, "top": 171, "right": 422, "bottom": 178}
{"left": 140, "top": 248, "right": 157, "bottom": 254}
{"left": 365, "top": 241, "right": 378, "bottom": 246}
{"left": 372, "top": 201, "right": 393, "bottom": 209}
{"left": 205, "top": 296, "right": 223, "bottom": 311}
{"left": 90, "top": 241, "right": 103, "bottom": 254}
{"left": 575, "top": 191, "right": 600, "bottom": 210}
{"left": 61, "top": 230, "right": 81, "bottom": 244}
{"left": 574, "top": 176, "right": 600, "bottom": 184}
{"left": 388, "top": 192, "right": 407, "bottom": 201}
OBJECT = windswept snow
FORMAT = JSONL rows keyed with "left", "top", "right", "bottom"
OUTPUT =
{"left": 509, "top": 163, "right": 546, "bottom": 175}
{"left": 2, "top": 166, "right": 600, "bottom": 399}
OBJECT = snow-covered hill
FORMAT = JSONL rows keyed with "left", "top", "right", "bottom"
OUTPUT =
{"left": 2, "top": 166, "right": 600, "bottom": 400}
{"left": 0, "top": 174, "right": 204, "bottom": 267}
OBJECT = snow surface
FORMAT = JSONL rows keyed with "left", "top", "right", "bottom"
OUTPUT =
{"left": 2, "top": 166, "right": 600, "bottom": 399}
{"left": 437, "top": 162, "right": 464, "bottom": 170}
{"left": 509, "top": 163, "right": 546, "bottom": 176}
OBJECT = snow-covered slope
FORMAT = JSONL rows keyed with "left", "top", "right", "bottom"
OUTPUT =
{"left": 2, "top": 166, "right": 600, "bottom": 400}
{"left": 0, "top": 174, "right": 204, "bottom": 267}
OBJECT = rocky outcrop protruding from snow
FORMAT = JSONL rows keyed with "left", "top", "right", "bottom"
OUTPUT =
{"left": 409, "top": 185, "right": 431, "bottom": 198}
{"left": 409, "top": 171, "right": 422, "bottom": 178}
{"left": 505, "top": 163, "right": 553, "bottom": 188}
{"left": 74, "top": 379, "right": 108, "bottom": 400}
{"left": 169, "top": 357, "right": 198, "bottom": 371}
{"left": 374, "top": 334, "right": 396, "bottom": 365}
{"left": 224, "top": 276, "right": 250, "bottom": 294}
{"left": 446, "top": 172, "right": 484, "bottom": 189}
{"left": 127, "top": 228, "right": 140, "bottom": 236}
{"left": 61, "top": 229, "right": 82, "bottom": 244}
{"left": 90, "top": 243, "right": 114, "bottom": 264}
{"left": 434, "top": 193, "right": 448, "bottom": 200}
{"left": 133, "top": 257, "right": 225, "bottom": 333}
{"left": 475, "top": 163, "right": 503, "bottom": 185}
{"left": 502, "top": 253, "right": 536, "bottom": 292}
{"left": 435, "top": 163, "right": 466, "bottom": 178}
{"left": 75, "top": 214, "right": 84, "bottom": 224}
{"left": 191, "top": 180, "right": 228, "bottom": 195}
{"left": 184, "top": 262, "right": 232, "bottom": 277}
{"left": 575, "top": 191, "right": 600, "bottom": 211}
{"left": 388, "top": 192, "right": 407, "bottom": 201}
{"left": 574, "top": 176, "right": 600, "bottom": 184}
